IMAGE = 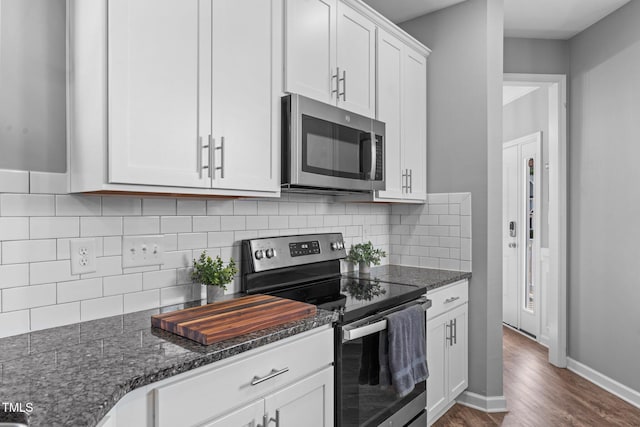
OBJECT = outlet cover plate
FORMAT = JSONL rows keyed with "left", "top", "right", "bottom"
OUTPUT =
{"left": 122, "top": 235, "right": 165, "bottom": 268}
{"left": 70, "top": 238, "right": 97, "bottom": 275}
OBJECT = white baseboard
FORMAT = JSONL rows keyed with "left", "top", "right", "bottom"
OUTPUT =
{"left": 567, "top": 358, "right": 640, "bottom": 409}
{"left": 455, "top": 391, "right": 508, "bottom": 413}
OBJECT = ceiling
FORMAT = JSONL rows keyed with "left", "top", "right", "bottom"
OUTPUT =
{"left": 363, "top": 0, "right": 631, "bottom": 40}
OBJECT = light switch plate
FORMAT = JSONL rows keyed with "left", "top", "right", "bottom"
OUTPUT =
{"left": 70, "top": 238, "right": 97, "bottom": 275}
{"left": 122, "top": 235, "right": 165, "bottom": 268}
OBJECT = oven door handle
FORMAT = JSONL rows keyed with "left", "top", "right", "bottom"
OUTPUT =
{"left": 343, "top": 318, "right": 387, "bottom": 342}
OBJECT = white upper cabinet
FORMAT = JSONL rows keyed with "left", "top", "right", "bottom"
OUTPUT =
{"left": 374, "top": 28, "right": 429, "bottom": 203}
{"left": 108, "top": 0, "right": 211, "bottom": 189}
{"left": 285, "top": 0, "right": 376, "bottom": 117}
{"left": 69, "top": 0, "right": 281, "bottom": 196}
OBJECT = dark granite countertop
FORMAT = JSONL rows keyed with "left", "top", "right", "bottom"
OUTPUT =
{"left": 345, "top": 264, "right": 471, "bottom": 292}
{"left": 0, "top": 298, "right": 337, "bottom": 427}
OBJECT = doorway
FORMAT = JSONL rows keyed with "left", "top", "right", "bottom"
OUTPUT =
{"left": 503, "top": 132, "right": 541, "bottom": 338}
{"left": 502, "top": 74, "right": 567, "bottom": 368}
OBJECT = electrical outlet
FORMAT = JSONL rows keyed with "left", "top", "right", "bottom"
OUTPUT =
{"left": 70, "top": 238, "right": 97, "bottom": 275}
{"left": 122, "top": 235, "right": 165, "bottom": 268}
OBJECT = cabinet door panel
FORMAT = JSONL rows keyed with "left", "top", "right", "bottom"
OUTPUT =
{"left": 265, "top": 367, "right": 334, "bottom": 427}
{"left": 401, "top": 49, "right": 427, "bottom": 201}
{"left": 336, "top": 3, "right": 375, "bottom": 117}
{"left": 202, "top": 400, "right": 264, "bottom": 427}
{"left": 108, "top": 0, "right": 211, "bottom": 188}
{"left": 426, "top": 315, "right": 448, "bottom": 422}
{"left": 211, "top": 0, "right": 277, "bottom": 192}
{"left": 375, "top": 29, "right": 404, "bottom": 200}
{"left": 284, "top": 0, "right": 337, "bottom": 104}
{"left": 447, "top": 304, "right": 468, "bottom": 399}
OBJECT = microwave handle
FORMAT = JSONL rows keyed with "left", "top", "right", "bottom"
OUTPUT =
{"left": 369, "top": 132, "right": 376, "bottom": 181}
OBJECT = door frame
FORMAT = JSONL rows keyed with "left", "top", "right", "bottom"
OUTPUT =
{"left": 503, "top": 73, "right": 567, "bottom": 368}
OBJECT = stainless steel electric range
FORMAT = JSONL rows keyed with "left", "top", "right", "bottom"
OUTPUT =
{"left": 241, "top": 233, "right": 429, "bottom": 427}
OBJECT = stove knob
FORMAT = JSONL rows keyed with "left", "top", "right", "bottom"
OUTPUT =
{"left": 266, "top": 248, "right": 276, "bottom": 259}
{"left": 338, "top": 241, "right": 344, "bottom": 250}
{"left": 255, "top": 250, "right": 264, "bottom": 260}
{"left": 330, "top": 242, "right": 338, "bottom": 250}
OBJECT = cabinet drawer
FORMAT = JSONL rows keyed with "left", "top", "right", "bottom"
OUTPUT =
{"left": 154, "top": 327, "right": 333, "bottom": 427}
{"left": 427, "top": 280, "right": 468, "bottom": 320}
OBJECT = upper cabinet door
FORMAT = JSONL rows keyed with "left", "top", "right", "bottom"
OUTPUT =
{"left": 108, "top": 0, "right": 212, "bottom": 188}
{"left": 210, "top": 0, "right": 280, "bottom": 192}
{"left": 336, "top": 3, "right": 376, "bottom": 117}
{"left": 402, "top": 48, "right": 427, "bottom": 200}
{"left": 284, "top": 0, "right": 337, "bottom": 105}
{"left": 375, "top": 29, "right": 404, "bottom": 199}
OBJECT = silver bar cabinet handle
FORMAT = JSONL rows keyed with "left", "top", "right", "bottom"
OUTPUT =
{"left": 197, "top": 136, "right": 203, "bottom": 178}
{"left": 409, "top": 169, "right": 413, "bottom": 193}
{"left": 257, "top": 414, "right": 268, "bottom": 427}
{"left": 454, "top": 318, "right": 458, "bottom": 345}
{"left": 445, "top": 321, "right": 451, "bottom": 346}
{"left": 251, "top": 367, "right": 289, "bottom": 386}
{"left": 444, "top": 296, "right": 460, "bottom": 304}
{"left": 208, "top": 135, "right": 214, "bottom": 178}
{"left": 332, "top": 67, "right": 340, "bottom": 98}
{"left": 215, "top": 136, "right": 225, "bottom": 179}
{"left": 339, "top": 69, "right": 346, "bottom": 101}
{"left": 370, "top": 132, "right": 376, "bottom": 181}
{"left": 269, "top": 409, "right": 280, "bottom": 427}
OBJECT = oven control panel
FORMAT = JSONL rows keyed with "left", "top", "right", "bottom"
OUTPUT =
{"left": 289, "top": 241, "right": 320, "bottom": 257}
{"left": 244, "top": 233, "right": 346, "bottom": 272}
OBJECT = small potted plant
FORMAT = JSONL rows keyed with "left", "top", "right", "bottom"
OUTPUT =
{"left": 192, "top": 251, "right": 238, "bottom": 303}
{"left": 346, "top": 241, "right": 386, "bottom": 275}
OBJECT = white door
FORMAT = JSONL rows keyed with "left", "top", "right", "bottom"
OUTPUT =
{"left": 264, "top": 367, "right": 333, "bottom": 427}
{"left": 202, "top": 399, "right": 264, "bottom": 427}
{"left": 447, "top": 304, "right": 468, "bottom": 399}
{"left": 211, "top": 0, "right": 278, "bottom": 192}
{"left": 336, "top": 2, "right": 376, "bottom": 117}
{"left": 284, "top": 0, "right": 337, "bottom": 105}
{"left": 401, "top": 48, "right": 427, "bottom": 201}
{"left": 503, "top": 132, "right": 542, "bottom": 338}
{"left": 375, "top": 29, "right": 404, "bottom": 200}
{"left": 108, "top": 0, "right": 211, "bottom": 188}
{"left": 502, "top": 143, "right": 519, "bottom": 328}
{"left": 426, "top": 314, "right": 447, "bottom": 422}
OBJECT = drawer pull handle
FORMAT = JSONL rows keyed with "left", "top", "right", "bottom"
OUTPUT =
{"left": 444, "top": 296, "right": 460, "bottom": 304}
{"left": 251, "top": 367, "right": 289, "bottom": 386}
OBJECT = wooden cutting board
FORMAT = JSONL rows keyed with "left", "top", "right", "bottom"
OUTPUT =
{"left": 151, "top": 294, "right": 317, "bottom": 345}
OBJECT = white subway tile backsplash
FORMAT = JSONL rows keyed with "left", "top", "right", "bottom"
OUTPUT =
{"left": 0, "top": 264, "right": 29, "bottom": 289}
{"left": 56, "top": 195, "right": 101, "bottom": 216}
{"left": 142, "top": 269, "right": 177, "bottom": 290}
{"left": 428, "top": 204, "right": 449, "bottom": 215}
{"left": 29, "top": 172, "right": 68, "bottom": 194}
{"left": 102, "top": 197, "right": 142, "bottom": 216}
{"left": 0, "top": 310, "right": 30, "bottom": 337}
{"left": 440, "top": 259, "right": 461, "bottom": 270}
{"left": 2, "top": 283, "right": 56, "bottom": 311}
{"left": 0, "top": 194, "right": 55, "bottom": 216}
{"left": 0, "top": 170, "right": 30, "bottom": 193}
{"left": 0, "top": 218, "right": 29, "bottom": 241}
{"left": 233, "top": 200, "right": 258, "bottom": 215}
{"left": 103, "top": 236, "right": 122, "bottom": 256}
{"left": 142, "top": 199, "right": 176, "bottom": 216}
{"left": 80, "top": 295, "right": 123, "bottom": 321}
{"left": 2, "top": 239, "right": 57, "bottom": 264}
{"left": 246, "top": 216, "right": 269, "bottom": 230}
{"left": 82, "top": 256, "right": 123, "bottom": 279}
{"left": 30, "top": 217, "right": 79, "bottom": 239}
{"left": 57, "top": 278, "right": 103, "bottom": 303}
{"left": 31, "top": 302, "right": 80, "bottom": 331}
{"left": 160, "top": 284, "right": 194, "bottom": 306}
{"left": 163, "top": 250, "right": 192, "bottom": 269}
{"left": 30, "top": 260, "right": 76, "bottom": 285}
{"left": 177, "top": 233, "right": 207, "bottom": 250}
{"left": 257, "top": 201, "right": 279, "bottom": 215}
{"left": 278, "top": 202, "right": 298, "bottom": 215}
{"left": 461, "top": 216, "right": 472, "bottom": 238}
{"left": 161, "top": 216, "right": 192, "bottom": 233}
{"left": 104, "top": 273, "right": 143, "bottom": 296}
{"left": 289, "top": 216, "right": 308, "bottom": 228}
{"left": 193, "top": 216, "right": 221, "bottom": 232}
{"left": 81, "top": 217, "right": 123, "bottom": 237}
{"left": 123, "top": 289, "right": 160, "bottom": 313}
{"left": 207, "top": 200, "right": 234, "bottom": 215}
{"left": 177, "top": 200, "right": 206, "bottom": 216}
{"left": 123, "top": 217, "right": 159, "bottom": 235}
{"left": 207, "top": 231, "right": 235, "bottom": 247}
{"left": 427, "top": 194, "right": 449, "bottom": 204}
{"left": 439, "top": 215, "right": 460, "bottom": 226}
{"left": 269, "top": 216, "right": 288, "bottom": 229}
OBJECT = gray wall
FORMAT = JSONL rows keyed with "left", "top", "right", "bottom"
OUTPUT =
{"left": 0, "top": 0, "right": 67, "bottom": 172}
{"left": 568, "top": 0, "right": 640, "bottom": 392}
{"left": 503, "top": 88, "right": 550, "bottom": 247}
{"left": 401, "top": 0, "right": 504, "bottom": 398}
{"left": 504, "top": 37, "right": 569, "bottom": 75}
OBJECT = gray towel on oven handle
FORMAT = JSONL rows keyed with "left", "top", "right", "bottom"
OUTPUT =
{"left": 378, "top": 304, "right": 429, "bottom": 397}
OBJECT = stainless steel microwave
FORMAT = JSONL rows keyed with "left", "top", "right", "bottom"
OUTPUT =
{"left": 281, "top": 94, "right": 385, "bottom": 193}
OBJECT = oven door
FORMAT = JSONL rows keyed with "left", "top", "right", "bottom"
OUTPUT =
{"left": 286, "top": 94, "right": 384, "bottom": 192}
{"left": 336, "top": 298, "right": 429, "bottom": 427}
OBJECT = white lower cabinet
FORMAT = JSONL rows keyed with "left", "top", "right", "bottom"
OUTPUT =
{"left": 97, "top": 327, "right": 334, "bottom": 427}
{"left": 426, "top": 280, "right": 468, "bottom": 425}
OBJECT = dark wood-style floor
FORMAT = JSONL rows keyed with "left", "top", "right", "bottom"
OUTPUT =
{"left": 433, "top": 326, "right": 640, "bottom": 426}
